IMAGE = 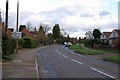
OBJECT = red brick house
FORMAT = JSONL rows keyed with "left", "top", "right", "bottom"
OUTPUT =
{"left": 21, "top": 27, "right": 33, "bottom": 38}
{"left": 1, "top": 22, "right": 12, "bottom": 38}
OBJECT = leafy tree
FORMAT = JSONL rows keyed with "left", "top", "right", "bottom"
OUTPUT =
{"left": 93, "top": 29, "right": 101, "bottom": 39}
{"left": 53, "top": 24, "right": 60, "bottom": 39}
{"left": 78, "top": 37, "right": 81, "bottom": 43}
{"left": 37, "top": 24, "right": 47, "bottom": 45}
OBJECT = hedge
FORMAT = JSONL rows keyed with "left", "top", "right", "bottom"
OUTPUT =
{"left": 2, "top": 34, "right": 16, "bottom": 59}
{"left": 23, "top": 37, "right": 37, "bottom": 48}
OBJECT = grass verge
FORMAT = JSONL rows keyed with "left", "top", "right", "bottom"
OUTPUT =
{"left": 70, "top": 44, "right": 104, "bottom": 55}
{"left": 2, "top": 52, "right": 16, "bottom": 62}
{"left": 102, "top": 56, "right": 120, "bottom": 64}
{"left": 85, "top": 45, "right": 120, "bottom": 54}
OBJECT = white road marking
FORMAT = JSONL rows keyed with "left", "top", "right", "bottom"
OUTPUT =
{"left": 90, "top": 67, "right": 116, "bottom": 79}
{"left": 62, "top": 55, "right": 69, "bottom": 59}
{"left": 72, "top": 59, "right": 83, "bottom": 64}
{"left": 57, "top": 48, "right": 83, "bottom": 65}
{"left": 36, "top": 54, "right": 40, "bottom": 80}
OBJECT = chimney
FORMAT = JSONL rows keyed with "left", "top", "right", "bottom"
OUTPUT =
{"left": 2, "top": 22, "right": 4, "bottom": 26}
{"left": 34, "top": 27, "right": 37, "bottom": 32}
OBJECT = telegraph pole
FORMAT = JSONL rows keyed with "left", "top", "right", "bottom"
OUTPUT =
{"left": 16, "top": 0, "right": 19, "bottom": 53}
{"left": 5, "top": 0, "right": 8, "bottom": 34}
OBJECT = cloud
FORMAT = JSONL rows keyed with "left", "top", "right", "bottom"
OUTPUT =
{"left": 99, "top": 11, "right": 111, "bottom": 16}
{"left": 80, "top": 13, "right": 94, "bottom": 17}
{"left": 0, "top": 0, "right": 118, "bottom": 38}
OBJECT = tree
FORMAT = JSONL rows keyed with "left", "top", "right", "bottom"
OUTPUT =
{"left": 93, "top": 29, "right": 101, "bottom": 39}
{"left": 26, "top": 21, "right": 32, "bottom": 31}
{"left": 78, "top": 37, "right": 81, "bottom": 43}
{"left": 36, "top": 24, "right": 47, "bottom": 45}
{"left": 53, "top": 24, "right": 60, "bottom": 39}
{"left": 85, "top": 31, "right": 94, "bottom": 39}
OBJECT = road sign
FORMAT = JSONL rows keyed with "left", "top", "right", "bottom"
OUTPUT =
{"left": 12, "top": 32, "right": 22, "bottom": 39}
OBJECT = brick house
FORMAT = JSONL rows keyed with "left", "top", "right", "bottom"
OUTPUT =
{"left": 20, "top": 25, "right": 33, "bottom": 38}
{"left": 109, "top": 29, "right": 120, "bottom": 47}
{"left": 70, "top": 37, "right": 78, "bottom": 44}
{"left": 100, "top": 32, "right": 112, "bottom": 44}
{"left": 1, "top": 22, "right": 12, "bottom": 38}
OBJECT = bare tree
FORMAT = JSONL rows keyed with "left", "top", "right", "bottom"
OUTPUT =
{"left": 39, "top": 23, "right": 51, "bottom": 34}
{"left": 60, "top": 29, "right": 68, "bottom": 37}
{"left": 85, "top": 31, "right": 94, "bottom": 39}
{"left": 26, "top": 21, "right": 32, "bottom": 31}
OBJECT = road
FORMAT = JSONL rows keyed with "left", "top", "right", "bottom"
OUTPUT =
{"left": 37, "top": 45, "right": 119, "bottom": 79}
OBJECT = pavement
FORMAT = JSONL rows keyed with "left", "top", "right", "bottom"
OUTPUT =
{"left": 37, "top": 45, "right": 119, "bottom": 79}
{"left": 2, "top": 46, "right": 47, "bottom": 79}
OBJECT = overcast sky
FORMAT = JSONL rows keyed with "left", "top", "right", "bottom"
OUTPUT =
{"left": 0, "top": 0, "right": 119, "bottom": 38}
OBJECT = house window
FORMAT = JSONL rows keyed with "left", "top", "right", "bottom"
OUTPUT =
{"left": 113, "top": 32, "right": 116, "bottom": 37}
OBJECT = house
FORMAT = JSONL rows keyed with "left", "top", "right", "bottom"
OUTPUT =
{"left": 19, "top": 25, "right": 33, "bottom": 38}
{"left": 100, "top": 32, "right": 112, "bottom": 44}
{"left": 30, "top": 28, "right": 37, "bottom": 39}
{"left": 109, "top": 29, "right": 120, "bottom": 47}
{"left": 70, "top": 37, "right": 78, "bottom": 44}
{"left": 1, "top": 22, "right": 12, "bottom": 38}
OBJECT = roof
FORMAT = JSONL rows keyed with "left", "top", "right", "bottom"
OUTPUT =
{"left": 113, "top": 29, "right": 120, "bottom": 36}
{"left": 103, "top": 32, "right": 112, "bottom": 38}
{"left": 21, "top": 27, "right": 33, "bottom": 37}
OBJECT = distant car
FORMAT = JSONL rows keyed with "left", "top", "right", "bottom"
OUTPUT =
{"left": 65, "top": 42, "right": 72, "bottom": 47}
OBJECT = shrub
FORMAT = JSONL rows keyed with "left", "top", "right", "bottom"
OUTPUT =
{"left": 23, "top": 37, "right": 37, "bottom": 48}
{"left": 18, "top": 39, "right": 25, "bottom": 47}
{"left": 2, "top": 34, "right": 16, "bottom": 59}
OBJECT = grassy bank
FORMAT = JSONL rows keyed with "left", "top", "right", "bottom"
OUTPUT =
{"left": 70, "top": 44, "right": 104, "bottom": 55}
{"left": 102, "top": 56, "right": 120, "bottom": 64}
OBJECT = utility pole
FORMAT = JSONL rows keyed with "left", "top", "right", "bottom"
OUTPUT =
{"left": 16, "top": 0, "right": 19, "bottom": 53}
{"left": 5, "top": 0, "right": 8, "bottom": 34}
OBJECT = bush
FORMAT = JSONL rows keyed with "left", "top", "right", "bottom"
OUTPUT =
{"left": 23, "top": 37, "right": 37, "bottom": 48}
{"left": 85, "top": 39, "right": 101, "bottom": 45}
{"left": 18, "top": 39, "right": 25, "bottom": 47}
{"left": 2, "top": 34, "right": 16, "bottom": 59}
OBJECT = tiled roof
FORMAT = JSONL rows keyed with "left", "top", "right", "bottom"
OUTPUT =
{"left": 113, "top": 29, "right": 120, "bottom": 36}
{"left": 103, "top": 32, "right": 112, "bottom": 38}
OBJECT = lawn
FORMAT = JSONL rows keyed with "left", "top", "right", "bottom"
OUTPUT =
{"left": 85, "top": 45, "right": 120, "bottom": 54}
{"left": 102, "top": 56, "right": 120, "bottom": 63}
{"left": 69, "top": 44, "right": 83, "bottom": 50}
{"left": 70, "top": 44, "right": 104, "bottom": 55}
{"left": 96, "top": 49, "right": 120, "bottom": 54}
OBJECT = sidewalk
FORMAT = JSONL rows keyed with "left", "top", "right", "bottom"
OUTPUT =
{"left": 81, "top": 44, "right": 120, "bottom": 59}
{"left": 2, "top": 47, "right": 46, "bottom": 78}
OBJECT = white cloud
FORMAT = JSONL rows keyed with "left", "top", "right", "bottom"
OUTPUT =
{"left": 0, "top": 0, "right": 118, "bottom": 38}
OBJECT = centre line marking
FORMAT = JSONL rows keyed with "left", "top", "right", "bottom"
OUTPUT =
{"left": 72, "top": 59, "right": 83, "bottom": 64}
{"left": 90, "top": 67, "right": 116, "bottom": 79}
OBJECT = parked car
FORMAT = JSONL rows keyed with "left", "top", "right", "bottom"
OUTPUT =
{"left": 65, "top": 42, "right": 72, "bottom": 47}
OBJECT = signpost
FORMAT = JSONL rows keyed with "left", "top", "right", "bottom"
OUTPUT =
{"left": 12, "top": 32, "right": 22, "bottom": 39}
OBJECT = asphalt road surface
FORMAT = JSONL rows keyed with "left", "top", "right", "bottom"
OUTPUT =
{"left": 37, "top": 45, "right": 119, "bottom": 79}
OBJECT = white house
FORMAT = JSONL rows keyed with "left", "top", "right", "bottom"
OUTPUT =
{"left": 109, "top": 29, "right": 120, "bottom": 47}
{"left": 100, "top": 32, "right": 112, "bottom": 44}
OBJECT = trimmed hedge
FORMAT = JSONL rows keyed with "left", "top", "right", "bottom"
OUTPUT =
{"left": 2, "top": 34, "right": 16, "bottom": 59}
{"left": 85, "top": 38, "right": 101, "bottom": 45}
{"left": 23, "top": 37, "right": 37, "bottom": 48}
